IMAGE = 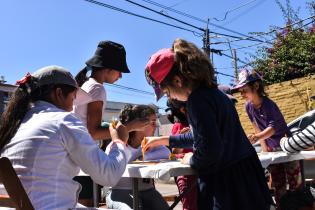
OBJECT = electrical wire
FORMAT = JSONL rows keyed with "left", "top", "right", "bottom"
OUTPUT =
{"left": 83, "top": 0, "right": 203, "bottom": 36}
{"left": 107, "top": 83, "right": 155, "bottom": 96}
{"left": 123, "top": 0, "right": 204, "bottom": 31}
{"left": 221, "top": 0, "right": 267, "bottom": 26}
{"left": 213, "top": 0, "right": 257, "bottom": 22}
{"left": 219, "top": 19, "right": 315, "bottom": 50}
{"left": 215, "top": 71, "right": 236, "bottom": 78}
{"left": 123, "top": 0, "right": 259, "bottom": 41}
{"left": 139, "top": 0, "right": 266, "bottom": 43}
{"left": 211, "top": 16, "right": 315, "bottom": 45}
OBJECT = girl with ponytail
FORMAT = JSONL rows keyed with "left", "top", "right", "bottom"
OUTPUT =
{"left": 0, "top": 66, "right": 131, "bottom": 210}
{"left": 73, "top": 41, "right": 146, "bottom": 141}
{"left": 143, "top": 39, "right": 273, "bottom": 210}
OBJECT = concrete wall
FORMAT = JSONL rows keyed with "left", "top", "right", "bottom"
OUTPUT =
{"left": 234, "top": 75, "right": 315, "bottom": 135}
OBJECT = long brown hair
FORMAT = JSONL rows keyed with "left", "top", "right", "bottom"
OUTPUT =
{"left": 0, "top": 80, "right": 76, "bottom": 151}
{"left": 160, "top": 38, "right": 217, "bottom": 90}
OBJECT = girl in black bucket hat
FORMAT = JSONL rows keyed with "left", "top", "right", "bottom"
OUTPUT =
{"left": 73, "top": 41, "right": 149, "bottom": 206}
{"left": 74, "top": 40, "right": 142, "bottom": 141}
{"left": 74, "top": 41, "right": 129, "bottom": 140}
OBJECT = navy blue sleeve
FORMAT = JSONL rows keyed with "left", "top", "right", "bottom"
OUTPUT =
{"left": 188, "top": 95, "right": 224, "bottom": 172}
{"left": 169, "top": 132, "right": 194, "bottom": 148}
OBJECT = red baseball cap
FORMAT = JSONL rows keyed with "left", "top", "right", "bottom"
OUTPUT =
{"left": 145, "top": 48, "right": 175, "bottom": 100}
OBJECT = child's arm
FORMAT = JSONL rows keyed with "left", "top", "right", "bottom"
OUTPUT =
{"left": 280, "top": 121, "right": 315, "bottom": 153}
{"left": 249, "top": 126, "right": 275, "bottom": 152}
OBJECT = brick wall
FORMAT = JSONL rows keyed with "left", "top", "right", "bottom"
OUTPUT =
{"left": 234, "top": 75, "right": 315, "bottom": 134}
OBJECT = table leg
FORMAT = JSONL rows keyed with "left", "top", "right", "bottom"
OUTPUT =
{"left": 132, "top": 178, "right": 139, "bottom": 210}
{"left": 93, "top": 182, "right": 99, "bottom": 207}
{"left": 300, "top": 159, "right": 305, "bottom": 187}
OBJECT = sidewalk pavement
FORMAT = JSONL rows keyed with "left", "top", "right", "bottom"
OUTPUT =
{"left": 155, "top": 178, "right": 182, "bottom": 210}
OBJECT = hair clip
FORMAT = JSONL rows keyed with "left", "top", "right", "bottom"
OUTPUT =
{"left": 16, "top": 73, "right": 32, "bottom": 85}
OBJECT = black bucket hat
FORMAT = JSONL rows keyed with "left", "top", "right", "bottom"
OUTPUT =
{"left": 85, "top": 41, "right": 130, "bottom": 73}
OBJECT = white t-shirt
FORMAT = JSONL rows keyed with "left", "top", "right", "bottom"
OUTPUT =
{"left": 0, "top": 101, "right": 131, "bottom": 210}
{"left": 73, "top": 77, "right": 107, "bottom": 127}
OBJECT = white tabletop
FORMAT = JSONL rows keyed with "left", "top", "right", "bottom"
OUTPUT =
{"left": 259, "top": 150, "right": 315, "bottom": 168}
{"left": 78, "top": 151, "right": 315, "bottom": 181}
{"left": 122, "top": 160, "right": 195, "bottom": 181}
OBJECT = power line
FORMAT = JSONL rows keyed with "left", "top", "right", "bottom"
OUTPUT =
{"left": 107, "top": 89, "right": 155, "bottom": 99}
{"left": 140, "top": 0, "right": 209, "bottom": 23}
{"left": 220, "top": 19, "right": 315, "bottom": 51}
{"left": 212, "top": 15, "right": 315, "bottom": 45}
{"left": 107, "top": 84, "right": 155, "bottom": 96}
{"left": 214, "top": 71, "right": 236, "bottom": 78}
{"left": 211, "top": 49, "right": 249, "bottom": 65}
{"left": 211, "top": 35, "right": 273, "bottom": 45}
{"left": 124, "top": 0, "right": 258, "bottom": 41}
{"left": 215, "top": 66, "right": 235, "bottom": 70}
{"left": 123, "top": 0, "right": 204, "bottom": 31}
{"left": 256, "top": 15, "right": 315, "bottom": 36}
{"left": 213, "top": 0, "right": 257, "bottom": 22}
{"left": 167, "top": 0, "right": 189, "bottom": 8}
{"left": 222, "top": 41, "right": 267, "bottom": 51}
{"left": 83, "top": 0, "right": 203, "bottom": 36}
{"left": 221, "top": 0, "right": 267, "bottom": 26}
{"left": 230, "top": 14, "right": 315, "bottom": 42}
{"left": 140, "top": 0, "right": 266, "bottom": 43}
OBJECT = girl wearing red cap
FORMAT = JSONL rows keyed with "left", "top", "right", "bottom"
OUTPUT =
{"left": 143, "top": 39, "right": 273, "bottom": 210}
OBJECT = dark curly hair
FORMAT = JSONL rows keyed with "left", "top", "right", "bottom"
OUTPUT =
{"left": 119, "top": 104, "right": 156, "bottom": 124}
{"left": 165, "top": 99, "right": 188, "bottom": 125}
{"left": 119, "top": 104, "right": 156, "bottom": 145}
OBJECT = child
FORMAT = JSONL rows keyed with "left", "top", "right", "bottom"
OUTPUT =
{"left": 280, "top": 120, "right": 315, "bottom": 153}
{"left": 0, "top": 66, "right": 130, "bottom": 210}
{"left": 166, "top": 99, "right": 198, "bottom": 210}
{"left": 233, "top": 69, "right": 302, "bottom": 208}
{"left": 105, "top": 104, "right": 170, "bottom": 210}
{"left": 143, "top": 39, "right": 273, "bottom": 210}
{"left": 73, "top": 40, "right": 146, "bottom": 140}
{"left": 73, "top": 41, "right": 146, "bottom": 204}
{"left": 280, "top": 94, "right": 315, "bottom": 153}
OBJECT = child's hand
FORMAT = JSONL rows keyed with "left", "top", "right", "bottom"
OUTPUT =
{"left": 142, "top": 136, "right": 169, "bottom": 152}
{"left": 181, "top": 152, "right": 193, "bottom": 165}
{"left": 179, "top": 127, "right": 190, "bottom": 134}
{"left": 109, "top": 122, "right": 129, "bottom": 144}
{"left": 247, "top": 134, "right": 258, "bottom": 144}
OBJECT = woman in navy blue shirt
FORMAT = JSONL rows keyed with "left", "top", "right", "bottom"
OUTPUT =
{"left": 143, "top": 39, "right": 273, "bottom": 210}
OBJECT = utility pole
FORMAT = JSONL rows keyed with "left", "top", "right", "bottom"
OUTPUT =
{"left": 233, "top": 49, "right": 238, "bottom": 79}
{"left": 202, "top": 19, "right": 211, "bottom": 63}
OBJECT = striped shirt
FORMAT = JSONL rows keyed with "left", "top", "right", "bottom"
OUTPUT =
{"left": 280, "top": 121, "right": 315, "bottom": 153}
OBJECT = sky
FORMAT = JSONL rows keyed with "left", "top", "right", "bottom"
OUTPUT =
{"left": 0, "top": 0, "right": 311, "bottom": 110}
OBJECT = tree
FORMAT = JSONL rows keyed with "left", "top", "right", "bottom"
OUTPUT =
{"left": 250, "top": 0, "right": 315, "bottom": 85}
